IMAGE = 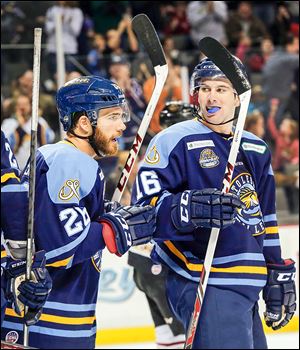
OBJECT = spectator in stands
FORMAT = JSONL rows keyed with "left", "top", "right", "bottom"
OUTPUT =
{"left": 2, "top": 70, "right": 58, "bottom": 135}
{"left": 105, "top": 14, "right": 138, "bottom": 58}
{"left": 267, "top": 98, "right": 299, "bottom": 214}
{"left": 226, "top": 1, "right": 268, "bottom": 48}
{"left": 143, "top": 57, "right": 182, "bottom": 134}
{"left": 1, "top": 94, "right": 55, "bottom": 170}
{"left": 247, "top": 84, "right": 269, "bottom": 120}
{"left": 252, "top": 2, "right": 276, "bottom": 29}
{"left": 109, "top": 55, "right": 147, "bottom": 149}
{"left": 87, "top": 33, "right": 109, "bottom": 77}
{"left": 247, "top": 36, "right": 274, "bottom": 73}
{"left": 160, "top": 2, "right": 190, "bottom": 48}
{"left": 269, "top": 3, "right": 294, "bottom": 47}
{"left": 44, "top": 1, "right": 84, "bottom": 79}
{"left": 262, "top": 33, "right": 299, "bottom": 123}
{"left": 187, "top": 1, "right": 228, "bottom": 47}
{"left": 6, "top": 70, "right": 58, "bottom": 137}
{"left": 1, "top": 1, "right": 27, "bottom": 65}
{"left": 244, "top": 109, "right": 265, "bottom": 139}
{"left": 89, "top": 1, "right": 131, "bottom": 35}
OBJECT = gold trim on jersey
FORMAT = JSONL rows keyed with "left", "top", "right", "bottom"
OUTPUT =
{"left": 164, "top": 241, "right": 267, "bottom": 274}
{"left": 150, "top": 196, "right": 159, "bottom": 206}
{"left": 265, "top": 226, "right": 278, "bottom": 234}
{"left": 46, "top": 256, "right": 73, "bottom": 268}
{"left": 5, "top": 308, "right": 96, "bottom": 325}
{"left": 1, "top": 172, "right": 20, "bottom": 184}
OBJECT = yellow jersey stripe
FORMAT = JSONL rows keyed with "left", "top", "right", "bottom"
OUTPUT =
{"left": 5, "top": 308, "right": 96, "bottom": 325}
{"left": 164, "top": 241, "right": 267, "bottom": 274}
{"left": 211, "top": 266, "right": 267, "bottom": 274}
{"left": 266, "top": 227, "right": 278, "bottom": 234}
{"left": 164, "top": 241, "right": 202, "bottom": 271}
{"left": 150, "top": 196, "right": 159, "bottom": 206}
{"left": 252, "top": 229, "right": 266, "bottom": 237}
{"left": 46, "top": 256, "right": 73, "bottom": 267}
{"left": 1, "top": 250, "right": 7, "bottom": 258}
{"left": 1, "top": 172, "right": 20, "bottom": 184}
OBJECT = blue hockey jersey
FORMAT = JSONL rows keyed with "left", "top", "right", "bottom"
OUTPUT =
{"left": 1, "top": 130, "right": 28, "bottom": 249}
{"left": 131, "top": 119, "right": 283, "bottom": 303}
{"left": 2, "top": 140, "right": 106, "bottom": 349}
{"left": 1, "top": 130, "right": 28, "bottom": 327}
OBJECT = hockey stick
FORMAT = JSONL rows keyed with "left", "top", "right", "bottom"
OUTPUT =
{"left": 23, "top": 28, "right": 42, "bottom": 347}
{"left": 111, "top": 14, "right": 168, "bottom": 202}
{"left": 184, "top": 37, "right": 252, "bottom": 349}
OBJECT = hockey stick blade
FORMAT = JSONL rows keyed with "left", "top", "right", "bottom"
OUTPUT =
{"left": 199, "top": 37, "right": 251, "bottom": 95}
{"left": 132, "top": 14, "right": 166, "bottom": 67}
{"left": 111, "top": 14, "right": 168, "bottom": 202}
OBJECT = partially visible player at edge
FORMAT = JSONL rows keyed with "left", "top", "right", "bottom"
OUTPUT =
{"left": 1, "top": 76, "right": 157, "bottom": 349}
{"left": 1, "top": 130, "right": 52, "bottom": 329}
{"left": 131, "top": 56, "right": 296, "bottom": 348}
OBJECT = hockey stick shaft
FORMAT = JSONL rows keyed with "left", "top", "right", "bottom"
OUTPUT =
{"left": 23, "top": 28, "right": 42, "bottom": 346}
{"left": 111, "top": 14, "right": 168, "bottom": 202}
{"left": 184, "top": 37, "right": 252, "bottom": 349}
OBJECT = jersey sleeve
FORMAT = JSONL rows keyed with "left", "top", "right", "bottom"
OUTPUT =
{"left": 30, "top": 145, "right": 107, "bottom": 269}
{"left": 1, "top": 131, "right": 28, "bottom": 257}
{"left": 256, "top": 146, "right": 283, "bottom": 264}
{"left": 132, "top": 128, "right": 194, "bottom": 242}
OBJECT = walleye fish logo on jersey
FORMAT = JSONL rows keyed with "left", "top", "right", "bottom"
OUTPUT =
{"left": 59, "top": 179, "right": 80, "bottom": 201}
{"left": 145, "top": 145, "right": 160, "bottom": 164}
{"left": 199, "top": 148, "right": 219, "bottom": 168}
{"left": 230, "top": 172, "right": 265, "bottom": 236}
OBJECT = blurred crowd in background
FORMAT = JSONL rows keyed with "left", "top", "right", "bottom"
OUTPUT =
{"left": 1, "top": 1, "right": 299, "bottom": 214}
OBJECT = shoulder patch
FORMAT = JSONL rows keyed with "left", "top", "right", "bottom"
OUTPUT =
{"left": 242, "top": 142, "right": 266, "bottom": 154}
{"left": 187, "top": 140, "right": 215, "bottom": 150}
{"left": 145, "top": 145, "right": 160, "bottom": 164}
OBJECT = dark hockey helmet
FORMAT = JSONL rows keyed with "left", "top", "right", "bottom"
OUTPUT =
{"left": 56, "top": 76, "right": 130, "bottom": 131}
{"left": 160, "top": 101, "right": 196, "bottom": 128}
{"left": 190, "top": 56, "right": 248, "bottom": 96}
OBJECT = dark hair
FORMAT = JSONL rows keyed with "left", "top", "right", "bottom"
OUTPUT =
{"left": 284, "top": 32, "right": 297, "bottom": 46}
{"left": 68, "top": 111, "right": 87, "bottom": 133}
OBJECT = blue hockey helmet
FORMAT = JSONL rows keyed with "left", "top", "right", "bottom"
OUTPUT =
{"left": 56, "top": 76, "right": 130, "bottom": 131}
{"left": 190, "top": 56, "right": 248, "bottom": 96}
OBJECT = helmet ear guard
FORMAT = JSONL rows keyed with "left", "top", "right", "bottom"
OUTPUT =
{"left": 56, "top": 76, "right": 130, "bottom": 131}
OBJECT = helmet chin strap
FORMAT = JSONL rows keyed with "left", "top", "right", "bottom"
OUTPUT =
{"left": 194, "top": 108, "right": 238, "bottom": 126}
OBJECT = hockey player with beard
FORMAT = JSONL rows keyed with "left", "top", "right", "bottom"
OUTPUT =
{"left": 1, "top": 76, "right": 156, "bottom": 349}
{"left": 131, "top": 57, "right": 296, "bottom": 348}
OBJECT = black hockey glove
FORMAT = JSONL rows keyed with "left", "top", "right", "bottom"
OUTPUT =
{"left": 104, "top": 199, "right": 121, "bottom": 213}
{"left": 171, "top": 188, "right": 244, "bottom": 233}
{"left": 100, "top": 205, "right": 156, "bottom": 256}
{"left": 5, "top": 251, "right": 52, "bottom": 326}
{"left": 263, "top": 259, "right": 296, "bottom": 330}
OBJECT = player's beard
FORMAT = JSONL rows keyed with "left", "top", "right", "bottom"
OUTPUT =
{"left": 93, "top": 127, "right": 119, "bottom": 156}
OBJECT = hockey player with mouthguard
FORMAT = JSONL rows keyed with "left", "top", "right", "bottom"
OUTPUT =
{"left": 131, "top": 56, "right": 296, "bottom": 349}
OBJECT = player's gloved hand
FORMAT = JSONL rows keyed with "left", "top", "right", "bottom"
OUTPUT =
{"left": 263, "top": 259, "right": 296, "bottom": 330}
{"left": 100, "top": 205, "right": 156, "bottom": 256}
{"left": 171, "top": 188, "right": 244, "bottom": 233}
{"left": 5, "top": 250, "right": 52, "bottom": 326}
{"left": 104, "top": 199, "right": 121, "bottom": 213}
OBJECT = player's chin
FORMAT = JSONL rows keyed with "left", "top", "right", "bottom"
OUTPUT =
{"left": 106, "top": 141, "right": 119, "bottom": 156}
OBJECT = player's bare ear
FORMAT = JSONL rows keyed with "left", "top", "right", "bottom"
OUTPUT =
{"left": 77, "top": 115, "right": 92, "bottom": 135}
